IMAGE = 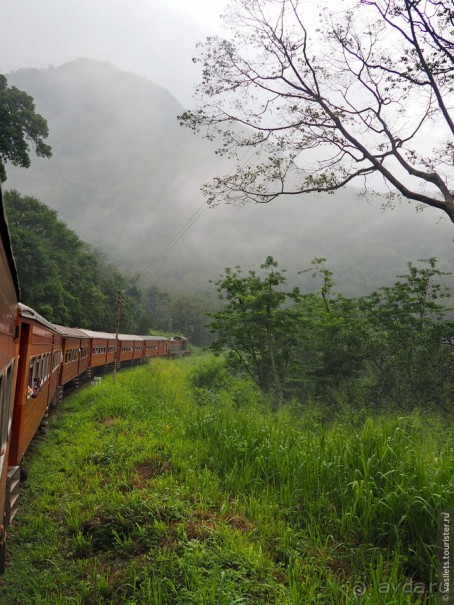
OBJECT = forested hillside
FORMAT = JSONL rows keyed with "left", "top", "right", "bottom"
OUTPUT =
{"left": 4, "top": 59, "right": 453, "bottom": 295}
{"left": 4, "top": 190, "right": 147, "bottom": 331}
{"left": 4, "top": 190, "right": 213, "bottom": 341}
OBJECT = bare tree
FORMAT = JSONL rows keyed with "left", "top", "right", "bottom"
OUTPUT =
{"left": 179, "top": 0, "right": 454, "bottom": 221}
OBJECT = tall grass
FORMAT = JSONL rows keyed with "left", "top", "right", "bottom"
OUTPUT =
{"left": 2, "top": 356, "right": 451, "bottom": 604}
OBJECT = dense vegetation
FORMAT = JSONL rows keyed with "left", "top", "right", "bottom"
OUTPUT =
{"left": 4, "top": 190, "right": 211, "bottom": 341}
{"left": 4, "top": 189, "right": 148, "bottom": 332}
{"left": 0, "top": 74, "right": 52, "bottom": 183}
{"left": 209, "top": 257, "right": 454, "bottom": 410}
{"left": 3, "top": 359, "right": 452, "bottom": 604}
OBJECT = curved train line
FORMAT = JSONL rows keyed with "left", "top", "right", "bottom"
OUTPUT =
{"left": 0, "top": 186, "right": 189, "bottom": 570}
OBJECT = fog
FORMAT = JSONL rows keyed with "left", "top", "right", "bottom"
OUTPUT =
{"left": 1, "top": 0, "right": 227, "bottom": 107}
{"left": 5, "top": 60, "right": 453, "bottom": 298}
{"left": 2, "top": 3, "right": 453, "bottom": 298}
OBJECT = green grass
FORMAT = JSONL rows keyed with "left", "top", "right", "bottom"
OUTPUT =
{"left": 1, "top": 357, "right": 452, "bottom": 604}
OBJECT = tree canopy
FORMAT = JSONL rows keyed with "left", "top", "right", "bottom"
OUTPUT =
{"left": 5, "top": 190, "right": 213, "bottom": 343}
{"left": 209, "top": 256, "right": 454, "bottom": 409}
{"left": 180, "top": 0, "right": 454, "bottom": 221}
{"left": 4, "top": 190, "right": 146, "bottom": 331}
{"left": 0, "top": 74, "right": 52, "bottom": 182}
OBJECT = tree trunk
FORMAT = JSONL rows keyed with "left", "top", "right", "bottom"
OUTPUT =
{"left": 267, "top": 323, "right": 283, "bottom": 409}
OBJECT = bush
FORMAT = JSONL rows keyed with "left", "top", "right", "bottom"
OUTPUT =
{"left": 188, "top": 356, "right": 233, "bottom": 391}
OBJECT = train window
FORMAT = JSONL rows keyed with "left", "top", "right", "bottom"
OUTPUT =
{"left": 44, "top": 354, "right": 49, "bottom": 380}
{"left": 0, "top": 364, "right": 14, "bottom": 456}
{"left": 0, "top": 374, "right": 4, "bottom": 455}
{"left": 53, "top": 350, "right": 61, "bottom": 371}
{"left": 28, "top": 357, "right": 36, "bottom": 387}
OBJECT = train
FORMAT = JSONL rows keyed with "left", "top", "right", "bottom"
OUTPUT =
{"left": 0, "top": 186, "right": 189, "bottom": 570}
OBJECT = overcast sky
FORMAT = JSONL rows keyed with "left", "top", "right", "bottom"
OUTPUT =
{"left": 1, "top": 0, "right": 228, "bottom": 107}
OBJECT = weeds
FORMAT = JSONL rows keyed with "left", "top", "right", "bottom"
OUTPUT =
{"left": 1, "top": 357, "right": 451, "bottom": 604}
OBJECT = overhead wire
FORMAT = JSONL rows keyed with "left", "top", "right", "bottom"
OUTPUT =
{"left": 142, "top": 202, "right": 208, "bottom": 277}
{"left": 138, "top": 153, "right": 254, "bottom": 282}
{"left": 139, "top": 109, "right": 286, "bottom": 282}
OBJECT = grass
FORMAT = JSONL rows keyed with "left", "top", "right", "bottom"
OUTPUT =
{"left": 1, "top": 356, "right": 452, "bottom": 604}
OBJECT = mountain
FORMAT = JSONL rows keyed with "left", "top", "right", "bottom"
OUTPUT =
{"left": 5, "top": 59, "right": 454, "bottom": 295}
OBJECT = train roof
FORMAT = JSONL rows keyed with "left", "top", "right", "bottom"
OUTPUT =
{"left": 53, "top": 324, "right": 91, "bottom": 338}
{"left": 19, "top": 303, "right": 59, "bottom": 332}
{"left": 117, "top": 334, "right": 144, "bottom": 341}
{"left": 0, "top": 186, "right": 20, "bottom": 300}
{"left": 78, "top": 329, "right": 117, "bottom": 340}
{"left": 118, "top": 334, "right": 167, "bottom": 341}
{"left": 117, "top": 334, "right": 168, "bottom": 342}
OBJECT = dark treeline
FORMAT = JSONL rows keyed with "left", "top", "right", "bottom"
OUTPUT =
{"left": 208, "top": 257, "right": 454, "bottom": 410}
{"left": 4, "top": 190, "right": 211, "bottom": 341}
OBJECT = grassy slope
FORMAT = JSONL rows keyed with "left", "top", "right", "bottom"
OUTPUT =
{"left": 1, "top": 358, "right": 452, "bottom": 604}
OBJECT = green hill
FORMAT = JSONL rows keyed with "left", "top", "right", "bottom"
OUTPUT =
{"left": 5, "top": 59, "right": 453, "bottom": 295}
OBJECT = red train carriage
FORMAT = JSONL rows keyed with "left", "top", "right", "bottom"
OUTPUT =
{"left": 143, "top": 336, "right": 168, "bottom": 359}
{"left": 0, "top": 189, "right": 20, "bottom": 569}
{"left": 130, "top": 336, "right": 145, "bottom": 363}
{"left": 117, "top": 334, "right": 135, "bottom": 363}
{"left": 118, "top": 334, "right": 149, "bottom": 364}
{"left": 79, "top": 330, "right": 117, "bottom": 369}
{"left": 9, "top": 305, "right": 61, "bottom": 467}
{"left": 53, "top": 325, "right": 90, "bottom": 387}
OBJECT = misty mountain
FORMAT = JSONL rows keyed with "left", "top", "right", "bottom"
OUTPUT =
{"left": 5, "top": 59, "right": 454, "bottom": 296}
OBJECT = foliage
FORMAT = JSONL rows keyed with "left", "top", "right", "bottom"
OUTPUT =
{"left": 209, "top": 257, "right": 302, "bottom": 406}
{"left": 4, "top": 189, "right": 213, "bottom": 342}
{"left": 144, "top": 285, "right": 171, "bottom": 331}
{"left": 3, "top": 360, "right": 452, "bottom": 604}
{"left": 0, "top": 74, "right": 52, "bottom": 182}
{"left": 143, "top": 287, "right": 214, "bottom": 345}
{"left": 4, "top": 189, "right": 147, "bottom": 331}
{"left": 209, "top": 256, "right": 454, "bottom": 408}
{"left": 169, "top": 294, "right": 214, "bottom": 344}
{"left": 189, "top": 356, "right": 233, "bottom": 391}
{"left": 355, "top": 258, "right": 454, "bottom": 407}
{"left": 179, "top": 0, "right": 454, "bottom": 221}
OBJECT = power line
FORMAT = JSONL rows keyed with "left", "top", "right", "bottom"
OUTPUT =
{"left": 138, "top": 118, "right": 285, "bottom": 281}
{"left": 138, "top": 202, "right": 208, "bottom": 282}
{"left": 148, "top": 204, "right": 208, "bottom": 270}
